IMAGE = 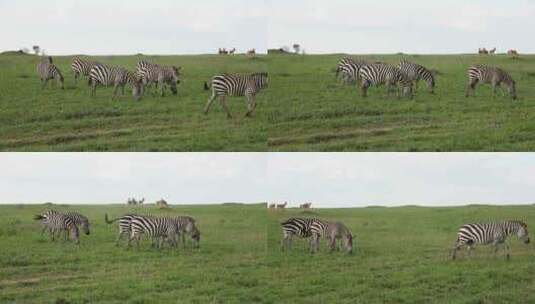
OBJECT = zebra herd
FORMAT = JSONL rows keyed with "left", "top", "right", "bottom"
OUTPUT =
{"left": 33, "top": 210, "right": 200, "bottom": 250}
{"left": 336, "top": 57, "right": 517, "bottom": 99}
{"left": 38, "top": 56, "right": 269, "bottom": 118}
{"left": 281, "top": 218, "right": 530, "bottom": 260}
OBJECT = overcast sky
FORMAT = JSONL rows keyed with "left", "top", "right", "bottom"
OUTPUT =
{"left": 1, "top": 153, "right": 534, "bottom": 208}
{"left": 1, "top": 0, "right": 533, "bottom": 55}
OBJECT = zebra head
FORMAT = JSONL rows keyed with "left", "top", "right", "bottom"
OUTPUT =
{"left": 518, "top": 222, "right": 530, "bottom": 244}
{"left": 81, "top": 220, "right": 90, "bottom": 235}
{"left": 191, "top": 226, "right": 201, "bottom": 248}
{"left": 171, "top": 66, "right": 181, "bottom": 84}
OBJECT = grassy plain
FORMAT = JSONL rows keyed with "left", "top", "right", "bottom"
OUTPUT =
{"left": 1, "top": 53, "right": 534, "bottom": 151}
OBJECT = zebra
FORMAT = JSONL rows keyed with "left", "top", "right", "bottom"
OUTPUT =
{"left": 37, "top": 57, "right": 64, "bottom": 90}
{"left": 359, "top": 63, "right": 413, "bottom": 98}
{"left": 136, "top": 60, "right": 181, "bottom": 96}
{"left": 280, "top": 217, "right": 317, "bottom": 251}
{"left": 89, "top": 63, "right": 143, "bottom": 100}
{"left": 451, "top": 220, "right": 530, "bottom": 260}
{"left": 71, "top": 56, "right": 98, "bottom": 85}
{"left": 63, "top": 212, "right": 90, "bottom": 235}
{"left": 465, "top": 65, "right": 517, "bottom": 100}
{"left": 105, "top": 213, "right": 147, "bottom": 246}
{"left": 203, "top": 72, "right": 268, "bottom": 118}
{"left": 128, "top": 215, "right": 180, "bottom": 249}
{"left": 398, "top": 59, "right": 435, "bottom": 94}
{"left": 310, "top": 220, "right": 353, "bottom": 254}
{"left": 173, "top": 216, "right": 200, "bottom": 248}
{"left": 335, "top": 57, "right": 368, "bottom": 84}
{"left": 34, "top": 212, "right": 79, "bottom": 244}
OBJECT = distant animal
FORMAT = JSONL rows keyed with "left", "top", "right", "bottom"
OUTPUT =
{"left": 398, "top": 59, "right": 435, "bottom": 94}
{"left": 359, "top": 63, "right": 413, "bottom": 98}
{"left": 452, "top": 220, "right": 530, "bottom": 260}
{"left": 299, "top": 202, "right": 312, "bottom": 209}
{"left": 310, "top": 220, "right": 353, "bottom": 254}
{"left": 276, "top": 202, "right": 288, "bottom": 209}
{"left": 465, "top": 65, "right": 516, "bottom": 100}
{"left": 71, "top": 56, "right": 99, "bottom": 85}
{"left": 89, "top": 63, "right": 143, "bottom": 100}
{"left": 229, "top": 48, "right": 236, "bottom": 55}
{"left": 507, "top": 49, "right": 519, "bottom": 58}
{"left": 37, "top": 56, "right": 64, "bottom": 90}
{"left": 203, "top": 72, "right": 268, "bottom": 118}
{"left": 489, "top": 48, "right": 496, "bottom": 55}
{"left": 478, "top": 48, "right": 489, "bottom": 55}
{"left": 136, "top": 60, "right": 181, "bottom": 97}
{"left": 246, "top": 49, "right": 256, "bottom": 57}
{"left": 219, "top": 48, "right": 228, "bottom": 55}
{"left": 268, "top": 203, "right": 276, "bottom": 210}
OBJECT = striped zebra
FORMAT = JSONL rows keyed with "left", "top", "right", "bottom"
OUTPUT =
{"left": 280, "top": 217, "right": 317, "bottom": 251}
{"left": 203, "top": 72, "right": 268, "bottom": 118}
{"left": 136, "top": 60, "right": 181, "bottom": 96}
{"left": 34, "top": 212, "right": 79, "bottom": 244}
{"left": 128, "top": 215, "right": 180, "bottom": 249}
{"left": 63, "top": 211, "right": 90, "bottom": 235}
{"left": 105, "top": 213, "right": 149, "bottom": 246}
{"left": 89, "top": 63, "right": 143, "bottom": 100}
{"left": 37, "top": 57, "right": 64, "bottom": 90}
{"left": 336, "top": 57, "right": 368, "bottom": 84}
{"left": 173, "top": 216, "right": 201, "bottom": 248}
{"left": 398, "top": 59, "right": 435, "bottom": 94}
{"left": 465, "top": 65, "right": 517, "bottom": 99}
{"left": 71, "top": 56, "right": 98, "bottom": 85}
{"left": 359, "top": 63, "right": 413, "bottom": 98}
{"left": 452, "top": 220, "right": 530, "bottom": 260}
{"left": 310, "top": 220, "right": 353, "bottom": 254}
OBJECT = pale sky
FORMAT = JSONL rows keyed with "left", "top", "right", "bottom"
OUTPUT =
{"left": 1, "top": 0, "right": 533, "bottom": 55}
{"left": 1, "top": 153, "right": 535, "bottom": 208}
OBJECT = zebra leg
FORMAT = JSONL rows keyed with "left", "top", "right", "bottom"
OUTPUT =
{"left": 219, "top": 96, "right": 233, "bottom": 119}
{"left": 361, "top": 81, "right": 370, "bottom": 97}
{"left": 204, "top": 93, "right": 217, "bottom": 115}
{"left": 465, "top": 80, "right": 477, "bottom": 97}
{"left": 74, "top": 73, "right": 78, "bottom": 86}
{"left": 245, "top": 94, "right": 255, "bottom": 117}
{"left": 41, "top": 79, "right": 48, "bottom": 90}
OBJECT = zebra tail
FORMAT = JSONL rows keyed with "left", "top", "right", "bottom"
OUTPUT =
{"left": 104, "top": 213, "right": 120, "bottom": 224}
{"left": 33, "top": 214, "right": 46, "bottom": 220}
{"left": 203, "top": 81, "right": 211, "bottom": 91}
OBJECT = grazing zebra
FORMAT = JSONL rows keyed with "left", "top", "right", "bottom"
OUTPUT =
{"left": 359, "top": 63, "right": 413, "bottom": 98}
{"left": 398, "top": 59, "right": 435, "bottom": 94}
{"left": 452, "top": 220, "right": 530, "bottom": 260}
{"left": 34, "top": 212, "right": 79, "bottom": 244}
{"left": 63, "top": 212, "right": 90, "bottom": 235}
{"left": 310, "top": 220, "right": 353, "bottom": 254}
{"left": 336, "top": 57, "right": 368, "bottom": 84}
{"left": 71, "top": 56, "right": 98, "bottom": 85}
{"left": 136, "top": 60, "right": 181, "bottom": 96}
{"left": 173, "top": 216, "right": 201, "bottom": 248}
{"left": 129, "top": 215, "right": 180, "bottom": 249}
{"left": 465, "top": 65, "right": 517, "bottom": 100}
{"left": 37, "top": 57, "right": 64, "bottom": 90}
{"left": 105, "top": 213, "right": 146, "bottom": 246}
{"left": 280, "top": 217, "right": 317, "bottom": 251}
{"left": 89, "top": 63, "right": 143, "bottom": 100}
{"left": 203, "top": 72, "right": 268, "bottom": 118}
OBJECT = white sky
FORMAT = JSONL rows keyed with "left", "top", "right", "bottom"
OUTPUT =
{"left": 1, "top": 153, "right": 534, "bottom": 208}
{"left": 1, "top": 0, "right": 533, "bottom": 55}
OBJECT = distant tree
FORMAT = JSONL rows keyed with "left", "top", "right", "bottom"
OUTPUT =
{"left": 32, "top": 45, "right": 40, "bottom": 55}
{"left": 293, "top": 44, "right": 300, "bottom": 54}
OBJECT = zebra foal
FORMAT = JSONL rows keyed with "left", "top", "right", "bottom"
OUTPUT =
{"left": 37, "top": 57, "right": 64, "bottom": 90}
{"left": 34, "top": 212, "right": 80, "bottom": 244}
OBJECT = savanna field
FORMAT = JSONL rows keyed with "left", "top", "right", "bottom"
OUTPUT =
{"left": 1, "top": 53, "right": 535, "bottom": 151}
{"left": 1, "top": 204, "right": 535, "bottom": 303}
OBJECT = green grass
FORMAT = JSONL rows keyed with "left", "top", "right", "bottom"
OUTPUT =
{"left": 2, "top": 204, "right": 535, "bottom": 303}
{"left": 2, "top": 53, "right": 535, "bottom": 151}
{"left": 0, "top": 204, "right": 267, "bottom": 303}
{"left": 267, "top": 205, "right": 535, "bottom": 303}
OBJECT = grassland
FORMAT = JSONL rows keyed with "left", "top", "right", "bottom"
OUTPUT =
{"left": 1, "top": 53, "right": 535, "bottom": 151}
{"left": 267, "top": 205, "right": 535, "bottom": 303}
{"left": 0, "top": 203, "right": 267, "bottom": 303}
{"left": 2, "top": 204, "right": 535, "bottom": 303}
